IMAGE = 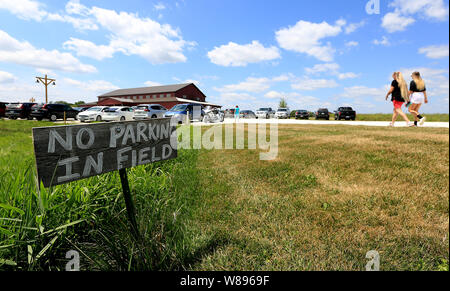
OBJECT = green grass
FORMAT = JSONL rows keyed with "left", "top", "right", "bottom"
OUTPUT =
{"left": 192, "top": 124, "right": 449, "bottom": 271}
{"left": 0, "top": 119, "right": 204, "bottom": 270}
{"left": 0, "top": 120, "right": 449, "bottom": 271}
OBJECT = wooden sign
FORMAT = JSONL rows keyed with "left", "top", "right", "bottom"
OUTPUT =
{"left": 32, "top": 119, "right": 177, "bottom": 188}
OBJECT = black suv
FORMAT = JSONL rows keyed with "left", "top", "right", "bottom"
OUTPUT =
{"left": 31, "top": 104, "right": 78, "bottom": 121}
{"left": 295, "top": 110, "right": 310, "bottom": 120}
{"left": 315, "top": 108, "right": 330, "bottom": 120}
{"left": 0, "top": 102, "right": 7, "bottom": 118}
{"left": 5, "top": 103, "right": 37, "bottom": 119}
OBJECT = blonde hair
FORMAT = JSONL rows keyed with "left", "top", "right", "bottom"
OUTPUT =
{"left": 412, "top": 71, "right": 425, "bottom": 91}
{"left": 395, "top": 72, "right": 409, "bottom": 101}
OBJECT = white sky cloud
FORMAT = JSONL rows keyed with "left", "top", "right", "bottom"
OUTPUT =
{"left": 0, "top": 29, "right": 97, "bottom": 73}
{"left": 418, "top": 45, "right": 449, "bottom": 59}
{"left": 382, "top": 0, "right": 449, "bottom": 33}
{"left": 345, "top": 20, "right": 366, "bottom": 34}
{"left": 63, "top": 37, "right": 116, "bottom": 60}
{"left": 305, "top": 63, "right": 359, "bottom": 80}
{"left": 215, "top": 77, "right": 271, "bottom": 93}
{"left": 0, "top": 0, "right": 47, "bottom": 21}
{"left": 0, "top": 70, "right": 16, "bottom": 83}
{"left": 144, "top": 81, "right": 162, "bottom": 87}
{"left": 291, "top": 77, "right": 339, "bottom": 91}
{"left": 154, "top": 3, "right": 166, "bottom": 11}
{"left": 275, "top": 19, "right": 345, "bottom": 62}
{"left": 381, "top": 12, "right": 415, "bottom": 33}
{"left": 345, "top": 41, "right": 359, "bottom": 47}
{"left": 207, "top": 41, "right": 281, "bottom": 67}
{"left": 389, "top": 0, "right": 449, "bottom": 21}
{"left": 373, "top": 36, "right": 391, "bottom": 46}
{"left": 62, "top": 78, "right": 119, "bottom": 92}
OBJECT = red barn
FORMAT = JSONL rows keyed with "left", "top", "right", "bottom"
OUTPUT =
{"left": 96, "top": 83, "right": 220, "bottom": 110}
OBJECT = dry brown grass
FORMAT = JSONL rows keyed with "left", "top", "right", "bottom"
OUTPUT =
{"left": 191, "top": 124, "right": 449, "bottom": 270}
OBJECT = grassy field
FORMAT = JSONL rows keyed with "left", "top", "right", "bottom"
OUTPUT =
{"left": 0, "top": 120, "right": 448, "bottom": 270}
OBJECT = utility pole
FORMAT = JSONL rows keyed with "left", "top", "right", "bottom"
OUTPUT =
{"left": 35, "top": 75, "right": 56, "bottom": 104}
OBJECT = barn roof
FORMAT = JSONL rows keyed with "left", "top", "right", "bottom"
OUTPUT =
{"left": 99, "top": 83, "right": 195, "bottom": 97}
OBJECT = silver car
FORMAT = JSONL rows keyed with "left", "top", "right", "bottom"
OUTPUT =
{"left": 133, "top": 104, "right": 167, "bottom": 120}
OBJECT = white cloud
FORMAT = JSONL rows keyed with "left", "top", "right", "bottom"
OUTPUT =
{"left": 275, "top": 19, "right": 345, "bottom": 62}
{"left": 381, "top": 12, "right": 415, "bottom": 33}
{"left": 0, "top": 71, "right": 16, "bottom": 83}
{"left": 144, "top": 81, "right": 162, "bottom": 87}
{"left": 0, "top": 0, "right": 47, "bottom": 21}
{"left": 389, "top": 0, "right": 449, "bottom": 21}
{"left": 338, "top": 72, "right": 360, "bottom": 80}
{"left": 418, "top": 45, "right": 449, "bottom": 59}
{"left": 345, "top": 41, "right": 359, "bottom": 47}
{"left": 0, "top": 30, "right": 97, "bottom": 73}
{"left": 373, "top": 36, "right": 391, "bottom": 46}
{"left": 215, "top": 77, "right": 271, "bottom": 93}
{"left": 291, "top": 77, "right": 339, "bottom": 91}
{"left": 62, "top": 78, "right": 119, "bottom": 92}
{"left": 305, "top": 63, "right": 340, "bottom": 75}
{"left": 345, "top": 21, "right": 366, "bottom": 34}
{"left": 0, "top": 0, "right": 98, "bottom": 30}
{"left": 46, "top": 13, "right": 98, "bottom": 30}
{"left": 305, "top": 63, "right": 359, "bottom": 80}
{"left": 82, "top": 6, "right": 194, "bottom": 64}
{"left": 63, "top": 37, "right": 116, "bottom": 60}
{"left": 207, "top": 41, "right": 281, "bottom": 67}
{"left": 339, "top": 86, "right": 388, "bottom": 102}
{"left": 382, "top": 0, "right": 449, "bottom": 33}
{"left": 154, "top": 3, "right": 166, "bottom": 11}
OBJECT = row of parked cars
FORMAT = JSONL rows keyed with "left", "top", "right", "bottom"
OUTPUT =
{"left": 0, "top": 102, "right": 215, "bottom": 124}
{"left": 223, "top": 107, "right": 357, "bottom": 120}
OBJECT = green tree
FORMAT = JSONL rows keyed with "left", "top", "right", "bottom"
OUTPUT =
{"left": 74, "top": 101, "right": 86, "bottom": 106}
{"left": 279, "top": 98, "right": 288, "bottom": 108}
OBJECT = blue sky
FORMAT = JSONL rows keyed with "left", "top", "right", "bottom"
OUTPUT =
{"left": 0, "top": 0, "right": 448, "bottom": 113}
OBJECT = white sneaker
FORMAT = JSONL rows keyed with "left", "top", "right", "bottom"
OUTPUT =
{"left": 408, "top": 122, "right": 417, "bottom": 127}
{"left": 419, "top": 116, "right": 426, "bottom": 126}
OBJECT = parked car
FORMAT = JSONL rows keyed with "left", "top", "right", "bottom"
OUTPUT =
{"left": 73, "top": 107, "right": 88, "bottom": 113}
{"left": 0, "top": 102, "right": 7, "bottom": 118}
{"left": 275, "top": 108, "right": 291, "bottom": 119}
{"left": 5, "top": 102, "right": 37, "bottom": 120}
{"left": 31, "top": 103, "right": 78, "bottom": 121}
{"left": 77, "top": 106, "right": 109, "bottom": 122}
{"left": 133, "top": 104, "right": 167, "bottom": 120}
{"left": 164, "top": 104, "right": 204, "bottom": 124}
{"left": 255, "top": 108, "right": 275, "bottom": 119}
{"left": 295, "top": 110, "right": 310, "bottom": 120}
{"left": 240, "top": 110, "right": 257, "bottom": 119}
{"left": 224, "top": 109, "right": 235, "bottom": 118}
{"left": 101, "top": 106, "right": 134, "bottom": 122}
{"left": 315, "top": 108, "right": 330, "bottom": 120}
{"left": 334, "top": 107, "right": 356, "bottom": 120}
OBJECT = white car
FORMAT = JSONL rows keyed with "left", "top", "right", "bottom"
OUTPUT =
{"left": 256, "top": 108, "right": 275, "bottom": 119}
{"left": 275, "top": 108, "right": 290, "bottom": 119}
{"left": 77, "top": 106, "right": 109, "bottom": 122}
{"left": 102, "top": 106, "right": 135, "bottom": 122}
{"left": 133, "top": 104, "right": 167, "bottom": 120}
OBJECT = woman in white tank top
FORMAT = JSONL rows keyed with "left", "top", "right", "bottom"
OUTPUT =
{"left": 408, "top": 72, "right": 428, "bottom": 126}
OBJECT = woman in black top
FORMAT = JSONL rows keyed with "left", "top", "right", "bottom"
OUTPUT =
{"left": 385, "top": 72, "right": 412, "bottom": 127}
{"left": 408, "top": 71, "right": 428, "bottom": 126}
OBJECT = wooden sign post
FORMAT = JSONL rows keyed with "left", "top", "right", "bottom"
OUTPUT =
{"left": 32, "top": 119, "right": 177, "bottom": 237}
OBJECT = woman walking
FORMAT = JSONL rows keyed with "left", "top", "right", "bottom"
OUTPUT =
{"left": 408, "top": 71, "right": 428, "bottom": 126}
{"left": 385, "top": 72, "right": 413, "bottom": 127}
